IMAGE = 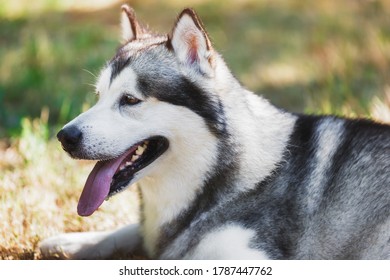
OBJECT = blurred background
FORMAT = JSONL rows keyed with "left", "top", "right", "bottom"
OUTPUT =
{"left": 0, "top": 0, "right": 389, "bottom": 259}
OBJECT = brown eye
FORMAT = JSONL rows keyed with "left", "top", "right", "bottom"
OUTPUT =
{"left": 120, "top": 94, "right": 141, "bottom": 106}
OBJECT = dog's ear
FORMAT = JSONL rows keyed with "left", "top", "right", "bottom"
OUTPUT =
{"left": 168, "top": 8, "right": 214, "bottom": 76}
{"left": 121, "top": 5, "right": 142, "bottom": 42}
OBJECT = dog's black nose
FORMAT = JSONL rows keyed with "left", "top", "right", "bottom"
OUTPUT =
{"left": 57, "top": 126, "right": 82, "bottom": 152}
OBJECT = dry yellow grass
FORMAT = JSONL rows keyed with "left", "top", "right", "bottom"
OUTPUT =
{"left": 0, "top": 114, "right": 139, "bottom": 259}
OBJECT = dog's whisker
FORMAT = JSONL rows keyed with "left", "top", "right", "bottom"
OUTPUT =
{"left": 82, "top": 68, "right": 98, "bottom": 78}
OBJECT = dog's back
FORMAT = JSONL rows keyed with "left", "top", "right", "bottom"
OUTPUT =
{"left": 250, "top": 115, "right": 390, "bottom": 259}
{"left": 155, "top": 115, "right": 390, "bottom": 259}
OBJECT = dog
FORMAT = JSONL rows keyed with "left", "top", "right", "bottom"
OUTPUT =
{"left": 40, "top": 5, "right": 390, "bottom": 259}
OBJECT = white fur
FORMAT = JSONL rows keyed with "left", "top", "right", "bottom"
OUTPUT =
{"left": 184, "top": 225, "right": 270, "bottom": 259}
{"left": 307, "top": 118, "right": 345, "bottom": 215}
{"left": 229, "top": 91, "right": 296, "bottom": 191}
{"left": 121, "top": 11, "right": 135, "bottom": 42}
{"left": 139, "top": 112, "right": 219, "bottom": 256}
{"left": 40, "top": 224, "right": 141, "bottom": 259}
{"left": 64, "top": 67, "right": 159, "bottom": 160}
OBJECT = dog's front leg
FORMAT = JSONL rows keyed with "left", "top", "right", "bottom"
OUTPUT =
{"left": 39, "top": 223, "right": 145, "bottom": 259}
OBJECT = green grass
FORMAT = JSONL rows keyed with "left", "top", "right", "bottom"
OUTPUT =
{"left": 0, "top": 0, "right": 390, "bottom": 259}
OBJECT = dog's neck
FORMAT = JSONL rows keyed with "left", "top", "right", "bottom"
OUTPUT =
{"left": 137, "top": 62, "right": 297, "bottom": 257}
{"left": 138, "top": 109, "right": 220, "bottom": 256}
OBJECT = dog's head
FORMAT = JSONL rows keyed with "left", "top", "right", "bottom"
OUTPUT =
{"left": 57, "top": 6, "right": 231, "bottom": 216}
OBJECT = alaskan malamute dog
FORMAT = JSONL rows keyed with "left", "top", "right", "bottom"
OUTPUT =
{"left": 40, "top": 5, "right": 390, "bottom": 259}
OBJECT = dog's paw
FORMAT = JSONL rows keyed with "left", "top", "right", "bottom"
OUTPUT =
{"left": 39, "top": 231, "right": 110, "bottom": 259}
{"left": 40, "top": 224, "right": 143, "bottom": 259}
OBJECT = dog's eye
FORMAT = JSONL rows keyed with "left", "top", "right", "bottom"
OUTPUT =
{"left": 120, "top": 94, "right": 141, "bottom": 106}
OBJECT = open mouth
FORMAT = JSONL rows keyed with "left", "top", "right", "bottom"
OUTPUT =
{"left": 77, "top": 136, "right": 169, "bottom": 216}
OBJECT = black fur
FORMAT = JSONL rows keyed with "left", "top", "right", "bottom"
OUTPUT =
{"left": 137, "top": 73, "right": 227, "bottom": 137}
{"left": 109, "top": 50, "right": 132, "bottom": 85}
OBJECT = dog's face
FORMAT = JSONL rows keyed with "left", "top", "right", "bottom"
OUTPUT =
{"left": 57, "top": 6, "right": 224, "bottom": 216}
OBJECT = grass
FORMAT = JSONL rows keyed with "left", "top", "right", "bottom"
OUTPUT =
{"left": 0, "top": 113, "right": 139, "bottom": 259}
{"left": 0, "top": 0, "right": 390, "bottom": 259}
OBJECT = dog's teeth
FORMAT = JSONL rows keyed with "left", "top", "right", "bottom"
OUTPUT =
{"left": 119, "top": 165, "right": 125, "bottom": 171}
{"left": 131, "top": 155, "right": 139, "bottom": 162}
{"left": 125, "top": 161, "right": 132, "bottom": 166}
{"left": 136, "top": 145, "right": 145, "bottom": 155}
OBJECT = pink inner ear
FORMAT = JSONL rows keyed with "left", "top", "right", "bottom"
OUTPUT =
{"left": 186, "top": 32, "right": 199, "bottom": 64}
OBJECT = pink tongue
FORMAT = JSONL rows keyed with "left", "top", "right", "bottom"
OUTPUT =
{"left": 77, "top": 148, "right": 136, "bottom": 216}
